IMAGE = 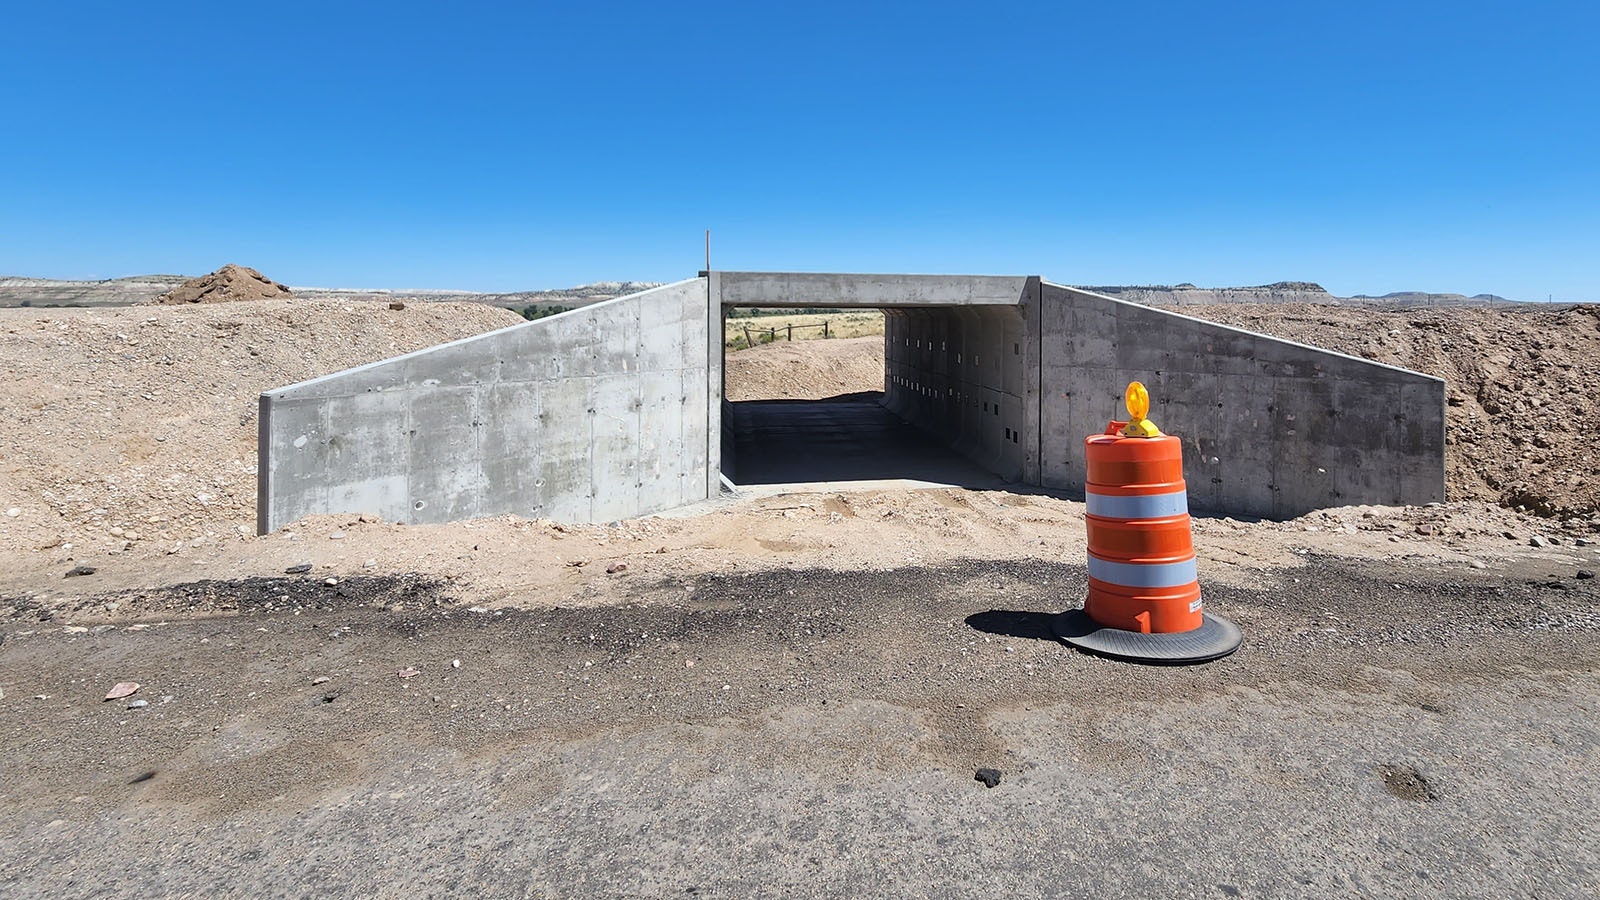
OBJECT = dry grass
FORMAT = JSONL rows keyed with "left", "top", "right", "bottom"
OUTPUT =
{"left": 724, "top": 310, "right": 884, "bottom": 349}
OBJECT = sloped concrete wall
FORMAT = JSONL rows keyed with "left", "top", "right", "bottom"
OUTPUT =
{"left": 1037, "top": 283, "right": 1446, "bottom": 518}
{"left": 258, "top": 278, "right": 717, "bottom": 532}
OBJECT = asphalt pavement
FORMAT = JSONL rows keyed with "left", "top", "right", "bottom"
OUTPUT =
{"left": 1, "top": 557, "right": 1596, "bottom": 898}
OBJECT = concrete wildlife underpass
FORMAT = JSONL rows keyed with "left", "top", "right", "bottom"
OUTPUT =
{"left": 256, "top": 273, "right": 1446, "bottom": 533}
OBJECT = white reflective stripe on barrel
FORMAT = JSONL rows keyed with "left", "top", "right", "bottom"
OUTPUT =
{"left": 1087, "top": 555, "right": 1198, "bottom": 588}
{"left": 1085, "top": 489, "right": 1188, "bottom": 520}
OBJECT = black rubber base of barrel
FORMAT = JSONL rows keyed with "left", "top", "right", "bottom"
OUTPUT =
{"left": 1053, "top": 609, "right": 1242, "bottom": 664}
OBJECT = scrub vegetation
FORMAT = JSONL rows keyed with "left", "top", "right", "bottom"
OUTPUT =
{"left": 724, "top": 309, "right": 884, "bottom": 350}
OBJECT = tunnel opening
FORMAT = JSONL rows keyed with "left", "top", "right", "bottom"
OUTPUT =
{"left": 715, "top": 287, "right": 1037, "bottom": 494}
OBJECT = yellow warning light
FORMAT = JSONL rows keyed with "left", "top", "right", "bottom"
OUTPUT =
{"left": 1121, "top": 381, "right": 1162, "bottom": 437}
{"left": 1124, "top": 382, "right": 1149, "bottom": 420}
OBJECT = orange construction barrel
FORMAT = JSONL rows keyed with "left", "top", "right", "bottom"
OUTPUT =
{"left": 1054, "top": 383, "right": 1242, "bottom": 663}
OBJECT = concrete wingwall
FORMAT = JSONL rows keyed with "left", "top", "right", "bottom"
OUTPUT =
{"left": 1036, "top": 283, "right": 1446, "bottom": 518}
{"left": 257, "top": 278, "right": 719, "bottom": 533}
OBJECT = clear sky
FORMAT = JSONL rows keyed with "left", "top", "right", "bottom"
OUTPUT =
{"left": 2, "top": 1, "right": 1595, "bottom": 300}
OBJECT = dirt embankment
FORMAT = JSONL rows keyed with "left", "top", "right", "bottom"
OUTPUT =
{"left": 0, "top": 299, "right": 523, "bottom": 558}
{"left": 1162, "top": 303, "right": 1600, "bottom": 521}
{"left": 725, "top": 335, "right": 885, "bottom": 401}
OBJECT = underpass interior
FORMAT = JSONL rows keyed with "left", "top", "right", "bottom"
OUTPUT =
{"left": 719, "top": 304, "right": 1030, "bottom": 492}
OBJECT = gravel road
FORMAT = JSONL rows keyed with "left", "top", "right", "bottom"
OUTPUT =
{"left": 2, "top": 557, "right": 1597, "bottom": 898}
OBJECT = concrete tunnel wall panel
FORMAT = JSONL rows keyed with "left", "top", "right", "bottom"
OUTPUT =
{"left": 882, "top": 298, "right": 1035, "bottom": 483}
{"left": 1035, "top": 283, "right": 1446, "bottom": 519}
{"left": 258, "top": 278, "right": 715, "bottom": 532}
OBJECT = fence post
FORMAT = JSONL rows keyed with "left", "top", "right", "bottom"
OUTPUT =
{"left": 787, "top": 324, "right": 793, "bottom": 341}
{"left": 743, "top": 326, "right": 752, "bottom": 348}
{"left": 824, "top": 320, "right": 830, "bottom": 338}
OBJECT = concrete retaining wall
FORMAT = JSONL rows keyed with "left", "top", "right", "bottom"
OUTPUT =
{"left": 1036, "top": 283, "right": 1446, "bottom": 518}
{"left": 257, "top": 278, "right": 717, "bottom": 532}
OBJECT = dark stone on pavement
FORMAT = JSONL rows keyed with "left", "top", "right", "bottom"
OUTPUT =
{"left": 975, "top": 768, "right": 1002, "bottom": 788}
{"left": 285, "top": 563, "right": 313, "bottom": 575}
{"left": 1378, "top": 764, "right": 1439, "bottom": 802}
{"left": 64, "top": 565, "right": 97, "bottom": 578}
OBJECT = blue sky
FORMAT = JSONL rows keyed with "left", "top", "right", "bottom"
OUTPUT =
{"left": 2, "top": 1, "right": 1595, "bottom": 299}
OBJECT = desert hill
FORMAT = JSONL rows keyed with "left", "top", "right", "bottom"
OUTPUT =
{"left": 0, "top": 274, "right": 188, "bottom": 306}
{"left": 0, "top": 270, "right": 664, "bottom": 313}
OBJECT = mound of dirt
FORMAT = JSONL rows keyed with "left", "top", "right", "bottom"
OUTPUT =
{"left": 152, "top": 264, "right": 293, "bottom": 305}
{"left": 725, "top": 336, "right": 885, "bottom": 401}
{"left": 1163, "top": 302, "right": 1600, "bottom": 521}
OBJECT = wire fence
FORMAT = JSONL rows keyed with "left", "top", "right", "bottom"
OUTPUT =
{"left": 738, "top": 321, "right": 831, "bottom": 346}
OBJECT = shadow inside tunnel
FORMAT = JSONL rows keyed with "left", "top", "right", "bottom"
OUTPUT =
{"left": 725, "top": 394, "right": 1019, "bottom": 489}
{"left": 964, "top": 609, "right": 1066, "bottom": 642}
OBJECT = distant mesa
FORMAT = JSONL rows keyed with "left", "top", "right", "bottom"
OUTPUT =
{"left": 1081, "top": 278, "right": 1331, "bottom": 293}
{"left": 1350, "top": 290, "right": 1512, "bottom": 305}
{"left": 1256, "top": 281, "right": 1328, "bottom": 293}
{"left": 151, "top": 264, "right": 293, "bottom": 305}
